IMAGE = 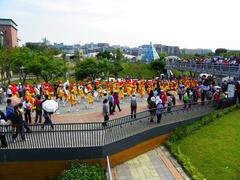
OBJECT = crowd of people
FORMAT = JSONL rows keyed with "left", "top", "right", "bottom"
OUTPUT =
{"left": 1, "top": 75, "right": 240, "bottom": 148}
{"left": 172, "top": 56, "right": 240, "bottom": 65}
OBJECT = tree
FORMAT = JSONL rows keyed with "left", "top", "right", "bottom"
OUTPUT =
{"left": 111, "top": 60, "right": 123, "bottom": 78}
{"left": 96, "top": 51, "right": 113, "bottom": 60}
{"left": 113, "top": 48, "right": 124, "bottom": 61}
{"left": 97, "top": 59, "right": 113, "bottom": 80}
{"left": 12, "top": 47, "right": 34, "bottom": 84}
{"left": 75, "top": 58, "right": 99, "bottom": 80}
{"left": 157, "top": 52, "right": 167, "bottom": 61}
{"left": 29, "top": 53, "right": 66, "bottom": 82}
{"left": 0, "top": 48, "right": 15, "bottom": 83}
{"left": 215, "top": 48, "right": 227, "bottom": 55}
{"left": 150, "top": 59, "right": 166, "bottom": 77}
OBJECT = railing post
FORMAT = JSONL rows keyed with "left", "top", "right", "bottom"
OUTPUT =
{"left": 106, "top": 156, "right": 113, "bottom": 180}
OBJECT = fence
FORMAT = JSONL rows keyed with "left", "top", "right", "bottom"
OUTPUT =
{"left": 166, "top": 62, "right": 240, "bottom": 77}
{"left": 1, "top": 98, "right": 236, "bottom": 150}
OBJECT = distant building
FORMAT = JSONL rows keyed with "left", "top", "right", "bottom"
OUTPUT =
{"left": 141, "top": 42, "right": 160, "bottom": 63}
{"left": 0, "top": 18, "right": 18, "bottom": 48}
{"left": 181, "top": 48, "right": 212, "bottom": 55}
{"left": 154, "top": 44, "right": 180, "bottom": 56}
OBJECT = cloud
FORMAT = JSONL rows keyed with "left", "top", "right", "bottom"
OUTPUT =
{"left": 1, "top": 0, "right": 240, "bottom": 49}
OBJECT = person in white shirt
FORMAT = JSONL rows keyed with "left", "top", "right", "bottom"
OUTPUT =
{"left": 23, "top": 100, "right": 32, "bottom": 124}
{"left": 0, "top": 116, "right": 7, "bottom": 148}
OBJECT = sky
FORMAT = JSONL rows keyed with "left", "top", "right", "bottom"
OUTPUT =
{"left": 0, "top": 0, "right": 240, "bottom": 50}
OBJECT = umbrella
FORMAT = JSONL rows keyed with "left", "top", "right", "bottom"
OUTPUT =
{"left": 179, "top": 84, "right": 184, "bottom": 88}
{"left": 198, "top": 84, "right": 206, "bottom": 89}
{"left": 203, "top": 86, "right": 210, "bottom": 91}
{"left": 214, "top": 86, "right": 221, "bottom": 90}
{"left": 9, "top": 96, "right": 21, "bottom": 106}
{"left": 42, "top": 100, "right": 58, "bottom": 113}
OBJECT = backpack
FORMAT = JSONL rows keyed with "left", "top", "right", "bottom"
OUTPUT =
{"left": 183, "top": 95, "right": 189, "bottom": 102}
{"left": 131, "top": 98, "right": 137, "bottom": 107}
{"left": 36, "top": 102, "right": 42, "bottom": 111}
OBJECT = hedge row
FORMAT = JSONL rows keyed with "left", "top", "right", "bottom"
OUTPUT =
{"left": 164, "top": 104, "right": 240, "bottom": 180}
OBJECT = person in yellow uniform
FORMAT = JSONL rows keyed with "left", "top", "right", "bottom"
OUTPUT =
{"left": 63, "top": 85, "right": 69, "bottom": 107}
{"left": 131, "top": 81, "right": 137, "bottom": 94}
{"left": 87, "top": 89, "right": 94, "bottom": 109}
{"left": 57, "top": 83, "right": 64, "bottom": 105}
{"left": 126, "top": 80, "right": 132, "bottom": 97}
{"left": 118, "top": 81, "right": 125, "bottom": 100}
{"left": 147, "top": 82, "right": 152, "bottom": 95}
{"left": 69, "top": 89, "right": 78, "bottom": 112}
{"left": 29, "top": 85, "right": 36, "bottom": 111}
{"left": 24, "top": 86, "right": 31, "bottom": 102}
{"left": 139, "top": 80, "right": 145, "bottom": 100}
{"left": 78, "top": 81, "right": 85, "bottom": 103}
{"left": 96, "top": 81, "right": 103, "bottom": 98}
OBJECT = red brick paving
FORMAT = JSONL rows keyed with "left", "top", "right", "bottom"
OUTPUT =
{"left": 52, "top": 100, "right": 182, "bottom": 124}
{"left": 52, "top": 104, "right": 149, "bottom": 124}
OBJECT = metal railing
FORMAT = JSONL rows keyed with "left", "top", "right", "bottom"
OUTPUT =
{"left": 106, "top": 156, "right": 113, "bottom": 180}
{"left": 166, "top": 62, "right": 240, "bottom": 77}
{"left": 0, "top": 98, "right": 236, "bottom": 150}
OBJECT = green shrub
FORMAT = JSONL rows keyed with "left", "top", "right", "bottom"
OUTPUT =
{"left": 55, "top": 161, "right": 105, "bottom": 180}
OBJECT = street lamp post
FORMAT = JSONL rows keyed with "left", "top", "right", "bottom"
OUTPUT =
{"left": 20, "top": 66, "right": 25, "bottom": 84}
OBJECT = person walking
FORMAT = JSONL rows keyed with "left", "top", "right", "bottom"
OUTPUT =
{"left": 6, "top": 99, "right": 14, "bottom": 121}
{"left": 130, "top": 94, "right": 137, "bottom": 119}
{"left": 0, "top": 84, "right": 3, "bottom": 104}
{"left": 113, "top": 91, "right": 122, "bottom": 112}
{"left": 108, "top": 91, "right": 114, "bottom": 115}
{"left": 183, "top": 93, "right": 189, "bottom": 108}
{"left": 23, "top": 100, "right": 32, "bottom": 124}
{"left": 18, "top": 103, "right": 31, "bottom": 133}
{"left": 156, "top": 99, "right": 164, "bottom": 123}
{"left": 102, "top": 99, "right": 109, "bottom": 127}
{"left": 34, "top": 95, "right": 42, "bottom": 124}
{"left": 12, "top": 105, "right": 26, "bottom": 141}
{"left": 41, "top": 95, "right": 54, "bottom": 130}
{"left": 0, "top": 111, "right": 7, "bottom": 148}
{"left": 149, "top": 97, "right": 156, "bottom": 122}
{"left": 147, "top": 90, "right": 154, "bottom": 105}
{"left": 41, "top": 110, "right": 54, "bottom": 130}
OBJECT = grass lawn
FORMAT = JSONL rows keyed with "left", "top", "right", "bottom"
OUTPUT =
{"left": 175, "top": 110, "right": 240, "bottom": 180}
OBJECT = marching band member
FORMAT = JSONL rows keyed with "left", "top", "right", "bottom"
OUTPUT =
{"left": 87, "top": 87, "right": 94, "bottom": 109}
{"left": 29, "top": 85, "right": 36, "bottom": 111}
{"left": 105, "top": 81, "right": 110, "bottom": 95}
{"left": 126, "top": 80, "right": 132, "bottom": 96}
{"left": 11, "top": 83, "right": 19, "bottom": 97}
{"left": 96, "top": 81, "right": 103, "bottom": 99}
{"left": 69, "top": 89, "right": 78, "bottom": 112}
{"left": 63, "top": 82, "right": 69, "bottom": 107}
{"left": 147, "top": 81, "right": 152, "bottom": 95}
{"left": 139, "top": 80, "right": 145, "bottom": 100}
{"left": 57, "top": 83, "right": 64, "bottom": 105}
{"left": 78, "top": 81, "right": 85, "bottom": 103}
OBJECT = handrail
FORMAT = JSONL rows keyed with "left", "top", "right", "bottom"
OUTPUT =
{"left": 166, "top": 61, "right": 240, "bottom": 77}
{"left": 106, "top": 156, "right": 112, "bottom": 180}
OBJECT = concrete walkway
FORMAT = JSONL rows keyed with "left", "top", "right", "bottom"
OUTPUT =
{"left": 112, "top": 147, "right": 185, "bottom": 180}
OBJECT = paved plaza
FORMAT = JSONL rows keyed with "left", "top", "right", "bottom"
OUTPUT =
{"left": 0, "top": 95, "right": 173, "bottom": 124}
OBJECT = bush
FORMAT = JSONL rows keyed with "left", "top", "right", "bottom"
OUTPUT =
{"left": 55, "top": 161, "right": 105, "bottom": 180}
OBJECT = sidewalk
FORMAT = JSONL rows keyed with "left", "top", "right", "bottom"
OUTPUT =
{"left": 112, "top": 146, "right": 185, "bottom": 180}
